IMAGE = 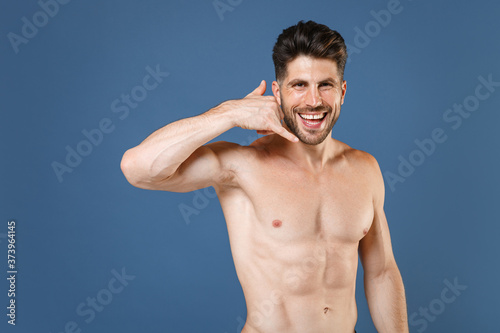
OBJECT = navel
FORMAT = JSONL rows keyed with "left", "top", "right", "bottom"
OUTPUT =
{"left": 272, "top": 219, "right": 282, "bottom": 228}
{"left": 323, "top": 307, "right": 329, "bottom": 314}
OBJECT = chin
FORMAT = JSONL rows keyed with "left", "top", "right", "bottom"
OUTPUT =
{"left": 286, "top": 113, "right": 338, "bottom": 145}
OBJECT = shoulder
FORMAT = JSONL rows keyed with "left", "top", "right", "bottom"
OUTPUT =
{"left": 203, "top": 139, "right": 264, "bottom": 185}
{"left": 206, "top": 137, "right": 266, "bottom": 159}
{"left": 343, "top": 144, "right": 381, "bottom": 174}
{"left": 335, "top": 139, "right": 385, "bottom": 202}
{"left": 203, "top": 141, "right": 254, "bottom": 172}
{"left": 331, "top": 139, "right": 376, "bottom": 167}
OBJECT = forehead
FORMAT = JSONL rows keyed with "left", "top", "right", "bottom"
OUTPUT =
{"left": 284, "top": 55, "right": 340, "bottom": 83}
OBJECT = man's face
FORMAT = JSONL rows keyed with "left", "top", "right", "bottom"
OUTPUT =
{"left": 272, "top": 56, "right": 346, "bottom": 145}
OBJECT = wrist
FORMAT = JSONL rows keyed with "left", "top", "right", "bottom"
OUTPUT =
{"left": 209, "top": 100, "right": 238, "bottom": 129}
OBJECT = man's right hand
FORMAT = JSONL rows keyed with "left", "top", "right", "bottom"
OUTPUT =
{"left": 224, "top": 80, "right": 299, "bottom": 143}
{"left": 121, "top": 80, "right": 298, "bottom": 192}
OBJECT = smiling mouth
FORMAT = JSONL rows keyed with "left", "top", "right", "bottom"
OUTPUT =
{"left": 298, "top": 112, "right": 327, "bottom": 120}
{"left": 297, "top": 112, "right": 328, "bottom": 127}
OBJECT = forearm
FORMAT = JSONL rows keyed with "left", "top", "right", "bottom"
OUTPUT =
{"left": 121, "top": 102, "right": 235, "bottom": 183}
{"left": 365, "top": 265, "right": 409, "bottom": 333}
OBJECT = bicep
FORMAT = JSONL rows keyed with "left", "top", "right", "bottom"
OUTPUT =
{"left": 142, "top": 141, "right": 239, "bottom": 192}
{"left": 359, "top": 156, "right": 397, "bottom": 277}
{"left": 359, "top": 207, "right": 396, "bottom": 278}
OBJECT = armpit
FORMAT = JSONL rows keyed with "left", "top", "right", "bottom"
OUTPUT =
{"left": 216, "top": 166, "right": 238, "bottom": 187}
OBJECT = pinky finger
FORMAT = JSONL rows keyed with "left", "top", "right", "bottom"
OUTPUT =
{"left": 270, "top": 124, "right": 299, "bottom": 143}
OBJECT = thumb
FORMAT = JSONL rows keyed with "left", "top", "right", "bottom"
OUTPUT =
{"left": 245, "top": 80, "right": 266, "bottom": 97}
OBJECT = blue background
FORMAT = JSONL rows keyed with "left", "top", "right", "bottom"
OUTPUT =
{"left": 1, "top": 0, "right": 499, "bottom": 332}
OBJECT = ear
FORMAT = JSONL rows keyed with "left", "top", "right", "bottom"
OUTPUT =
{"left": 340, "top": 80, "right": 347, "bottom": 105}
{"left": 272, "top": 81, "right": 282, "bottom": 105}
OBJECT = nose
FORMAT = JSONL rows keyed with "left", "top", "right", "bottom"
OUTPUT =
{"left": 304, "top": 86, "right": 322, "bottom": 108}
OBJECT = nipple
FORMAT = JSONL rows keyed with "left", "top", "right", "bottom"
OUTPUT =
{"left": 272, "top": 220, "right": 282, "bottom": 228}
{"left": 363, "top": 228, "right": 369, "bottom": 235}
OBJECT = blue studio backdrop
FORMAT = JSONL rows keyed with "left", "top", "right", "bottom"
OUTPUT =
{"left": 1, "top": 1, "right": 499, "bottom": 332}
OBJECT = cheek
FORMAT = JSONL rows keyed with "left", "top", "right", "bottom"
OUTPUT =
{"left": 324, "top": 93, "right": 343, "bottom": 107}
{"left": 320, "top": 90, "right": 338, "bottom": 101}
{"left": 282, "top": 94, "right": 300, "bottom": 110}
{"left": 285, "top": 89, "right": 306, "bottom": 100}
{"left": 294, "top": 91, "right": 307, "bottom": 101}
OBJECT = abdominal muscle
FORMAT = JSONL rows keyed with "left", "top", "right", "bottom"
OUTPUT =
{"left": 240, "top": 239, "right": 359, "bottom": 333}
{"left": 218, "top": 189, "right": 361, "bottom": 333}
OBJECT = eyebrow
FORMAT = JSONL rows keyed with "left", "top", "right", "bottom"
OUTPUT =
{"left": 287, "top": 77, "right": 338, "bottom": 87}
{"left": 319, "top": 77, "right": 338, "bottom": 85}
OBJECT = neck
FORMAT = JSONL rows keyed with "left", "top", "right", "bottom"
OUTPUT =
{"left": 270, "top": 125, "right": 338, "bottom": 172}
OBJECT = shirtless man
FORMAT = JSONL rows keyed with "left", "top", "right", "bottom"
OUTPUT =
{"left": 120, "top": 20, "right": 409, "bottom": 333}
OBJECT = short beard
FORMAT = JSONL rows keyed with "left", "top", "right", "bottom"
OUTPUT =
{"left": 282, "top": 104, "right": 338, "bottom": 145}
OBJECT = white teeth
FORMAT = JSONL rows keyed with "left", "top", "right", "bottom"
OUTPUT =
{"left": 299, "top": 113, "right": 326, "bottom": 120}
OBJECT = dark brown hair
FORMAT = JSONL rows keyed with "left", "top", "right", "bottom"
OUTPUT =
{"left": 272, "top": 20, "right": 347, "bottom": 83}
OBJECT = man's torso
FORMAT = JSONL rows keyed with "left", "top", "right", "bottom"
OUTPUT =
{"left": 212, "top": 136, "right": 376, "bottom": 333}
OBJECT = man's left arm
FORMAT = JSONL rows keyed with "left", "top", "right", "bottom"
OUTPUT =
{"left": 359, "top": 156, "right": 409, "bottom": 332}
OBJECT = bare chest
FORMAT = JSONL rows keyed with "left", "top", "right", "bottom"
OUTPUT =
{"left": 239, "top": 161, "right": 374, "bottom": 244}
